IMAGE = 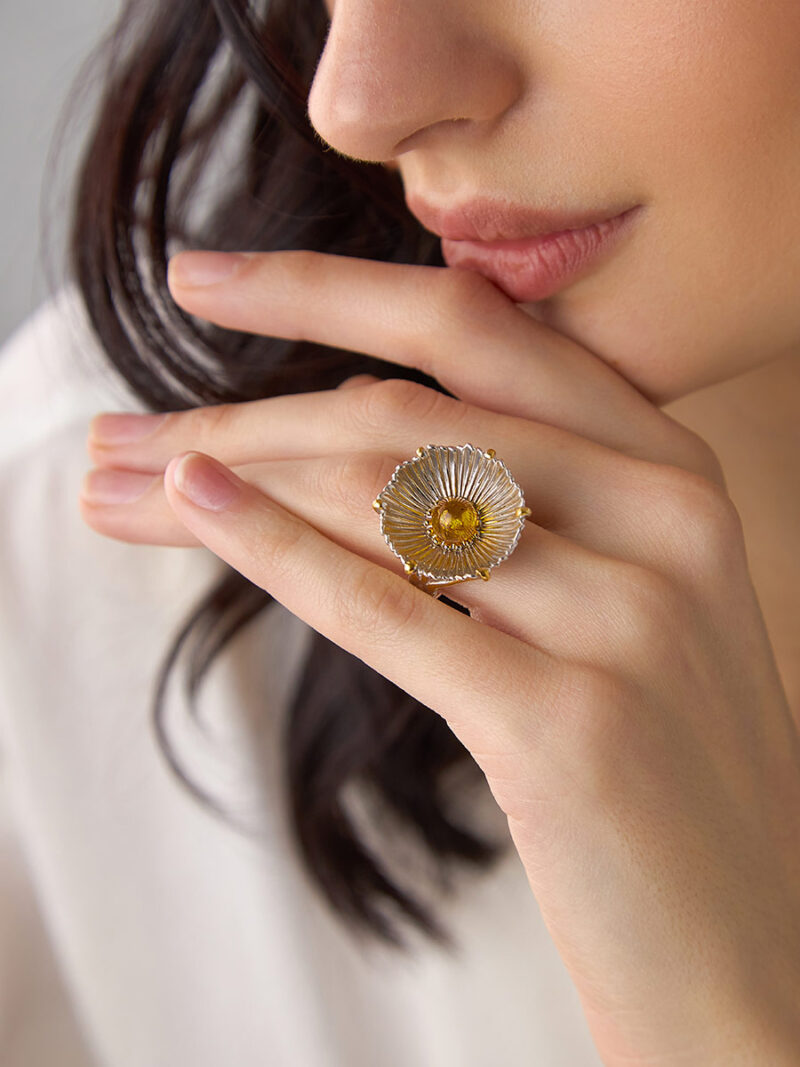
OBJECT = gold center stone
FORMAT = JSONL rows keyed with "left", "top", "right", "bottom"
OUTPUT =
{"left": 428, "top": 498, "right": 480, "bottom": 545}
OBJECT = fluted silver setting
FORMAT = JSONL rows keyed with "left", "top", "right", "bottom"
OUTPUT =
{"left": 374, "top": 444, "right": 528, "bottom": 583}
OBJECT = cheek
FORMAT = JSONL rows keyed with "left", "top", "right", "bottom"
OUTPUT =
{"left": 527, "top": 0, "right": 800, "bottom": 404}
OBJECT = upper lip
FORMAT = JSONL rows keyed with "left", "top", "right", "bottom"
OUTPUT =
{"left": 405, "top": 194, "right": 635, "bottom": 243}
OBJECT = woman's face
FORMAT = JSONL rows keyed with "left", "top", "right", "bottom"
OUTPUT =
{"left": 308, "top": 0, "right": 800, "bottom": 406}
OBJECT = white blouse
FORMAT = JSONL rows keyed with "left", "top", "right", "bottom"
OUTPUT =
{"left": 0, "top": 284, "right": 603, "bottom": 1066}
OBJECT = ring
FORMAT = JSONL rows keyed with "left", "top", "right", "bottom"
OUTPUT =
{"left": 373, "top": 443, "right": 531, "bottom": 599}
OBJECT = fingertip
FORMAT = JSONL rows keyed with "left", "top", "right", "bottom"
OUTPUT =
{"left": 167, "top": 451, "right": 241, "bottom": 511}
{"left": 336, "top": 373, "right": 381, "bottom": 391}
{"left": 164, "top": 451, "right": 191, "bottom": 487}
{"left": 167, "top": 251, "right": 250, "bottom": 290}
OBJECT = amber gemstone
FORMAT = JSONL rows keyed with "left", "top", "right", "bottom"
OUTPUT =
{"left": 428, "top": 498, "right": 480, "bottom": 545}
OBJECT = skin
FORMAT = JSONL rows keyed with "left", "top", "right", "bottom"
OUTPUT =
{"left": 310, "top": 0, "right": 800, "bottom": 400}
{"left": 308, "top": 0, "right": 800, "bottom": 705}
{"left": 77, "top": 1, "right": 800, "bottom": 1062}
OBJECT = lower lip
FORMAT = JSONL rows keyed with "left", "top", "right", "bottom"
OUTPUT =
{"left": 440, "top": 206, "right": 642, "bottom": 302}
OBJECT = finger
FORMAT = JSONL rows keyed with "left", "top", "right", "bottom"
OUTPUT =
{"left": 161, "top": 449, "right": 564, "bottom": 758}
{"left": 79, "top": 467, "right": 203, "bottom": 546}
{"left": 88, "top": 379, "right": 638, "bottom": 529}
{"left": 166, "top": 250, "right": 711, "bottom": 474}
{"left": 81, "top": 450, "right": 677, "bottom": 676}
{"left": 336, "top": 373, "right": 381, "bottom": 390}
{"left": 84, "top": 382, "right": 708, "bottom": 574}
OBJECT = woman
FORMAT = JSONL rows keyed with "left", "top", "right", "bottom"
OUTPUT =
{"left": 2, "top": 0, "right": 799, "bottom": 1063}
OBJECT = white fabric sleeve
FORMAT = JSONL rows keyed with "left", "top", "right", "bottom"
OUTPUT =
{"left": 0, "top": 287, "right": 114, "bottom": 1065}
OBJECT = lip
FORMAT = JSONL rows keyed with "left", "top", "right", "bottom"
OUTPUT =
{"left": 442, "top": 207, "right": 640, "bottom": 302}
{"left": 406, "top": 195, "right": 641, "bottom": 243}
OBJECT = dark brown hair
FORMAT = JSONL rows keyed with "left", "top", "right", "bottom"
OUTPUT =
{"left": 58, "top": 0, "right": 507, "bottom": 951}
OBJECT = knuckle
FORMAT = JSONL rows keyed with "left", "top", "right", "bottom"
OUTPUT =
{"left": 652, "top": 421, "right": 727, "bottom": 487}
{"left": 656, "top": 465, "right": 745, "bottom": 577}
{"left": 187, "top": 401, "right": 234, "bottom": 441}
{"left": 404, "top": 268, "right": 511, "bottom": 377}
{"left": 431, "top": 266, "right": 507, "bottom": 322}
{"left": 606, "top": 561, "right": 685, "bottom": 662}
{"left": 682, "top": 429, "right": 727, "bottom": 487}
{"left": 324, "top": 451, "right": 398, "bottom": 517}
{"left": 690, "top": 489, "right": 743, "bottom": 560}
{"left": 336, "top": 373, "right": 380, "bottom": 391}
{"left": 650, "top": 463, "right": 733, "bottom": 521}
{"left": 335, "top": 565, "right": 421, "bottom": 644}
{"left": 633, "top": 463, "right": 745, "bottom": 580}
{"left": 272, "top": 248, "right": 319, "bottom": 286}
{"left": 352, "top": 377, "right": 458, "bottom": 436}
{"left": 254, "top": 511, "right": 309, "bottom": 580}
{"left": 252, "top": 251, "right": 321, "bottom": 326}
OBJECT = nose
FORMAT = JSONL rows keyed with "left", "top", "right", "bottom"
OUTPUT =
{"left": 306, "top": 1, "right": 522, "bottom": 165}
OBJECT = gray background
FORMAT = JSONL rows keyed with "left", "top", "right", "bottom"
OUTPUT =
{"left": 0, "top": 2, "right": 121, "bottom": 346}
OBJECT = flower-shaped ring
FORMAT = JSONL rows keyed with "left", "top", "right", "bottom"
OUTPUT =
{"left": 372, "top": 443, "right": 531, "bottom": 599}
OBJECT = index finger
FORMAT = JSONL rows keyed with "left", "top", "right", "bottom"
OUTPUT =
{"left": 166, "top": 250, "right": 707, "bottom": 472}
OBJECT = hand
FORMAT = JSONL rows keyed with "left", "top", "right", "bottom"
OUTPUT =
{"left": 81, "top": 251, "right": 800, "bottom": 1064}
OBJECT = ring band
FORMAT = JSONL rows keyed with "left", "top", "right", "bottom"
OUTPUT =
{"left": 373, "top": 443, "right": 531, "bottom": 599}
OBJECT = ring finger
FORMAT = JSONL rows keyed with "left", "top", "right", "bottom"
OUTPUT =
{"left": 87, "top": 379, "right": 702, "bottom": 580}
{"left": 80, "top": 449, "right": 669, "bottom": 673}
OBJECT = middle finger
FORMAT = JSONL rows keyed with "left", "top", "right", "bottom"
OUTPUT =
{"left": 166, "top": 249, "right": 710, "bottom": 474}
{"left": 80, "top": 449, "right": 662, "bottom": 669}
{"left": 88, "top": 379, "right": 662, "bottom": 551}
{"left": 85, "top": 377, "right": 717, "bottom": 615}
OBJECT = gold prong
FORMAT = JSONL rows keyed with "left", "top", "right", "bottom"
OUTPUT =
{"left": 416, "top": 446, "right": 426, "bottom": 457}
{"left": 485, "top": 448, "right": 496, "bottom": 459}
{"left": 403, "top": 560, "right": 418, "bottom": 574}
{"left": 476, "top": 568, "right": 491, "bottom": 582}
{"left": 372, "top": 498, "right": 383, "bottom": 511}
{"left": 516, "top": 506, "right": 531, "bottom": 518}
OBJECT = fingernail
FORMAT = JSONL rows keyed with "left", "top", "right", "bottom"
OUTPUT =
{"left": 170, "top": 452, "right": 239, "bottom": 511}
{"left": 168, "top": 251, "right": 250, "bottom": 288}
{"left": 81, "top": 469, "right": 156, "bottom": 504}
{"left": 90, "top": 413, "right": 167, "bottom": 444}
